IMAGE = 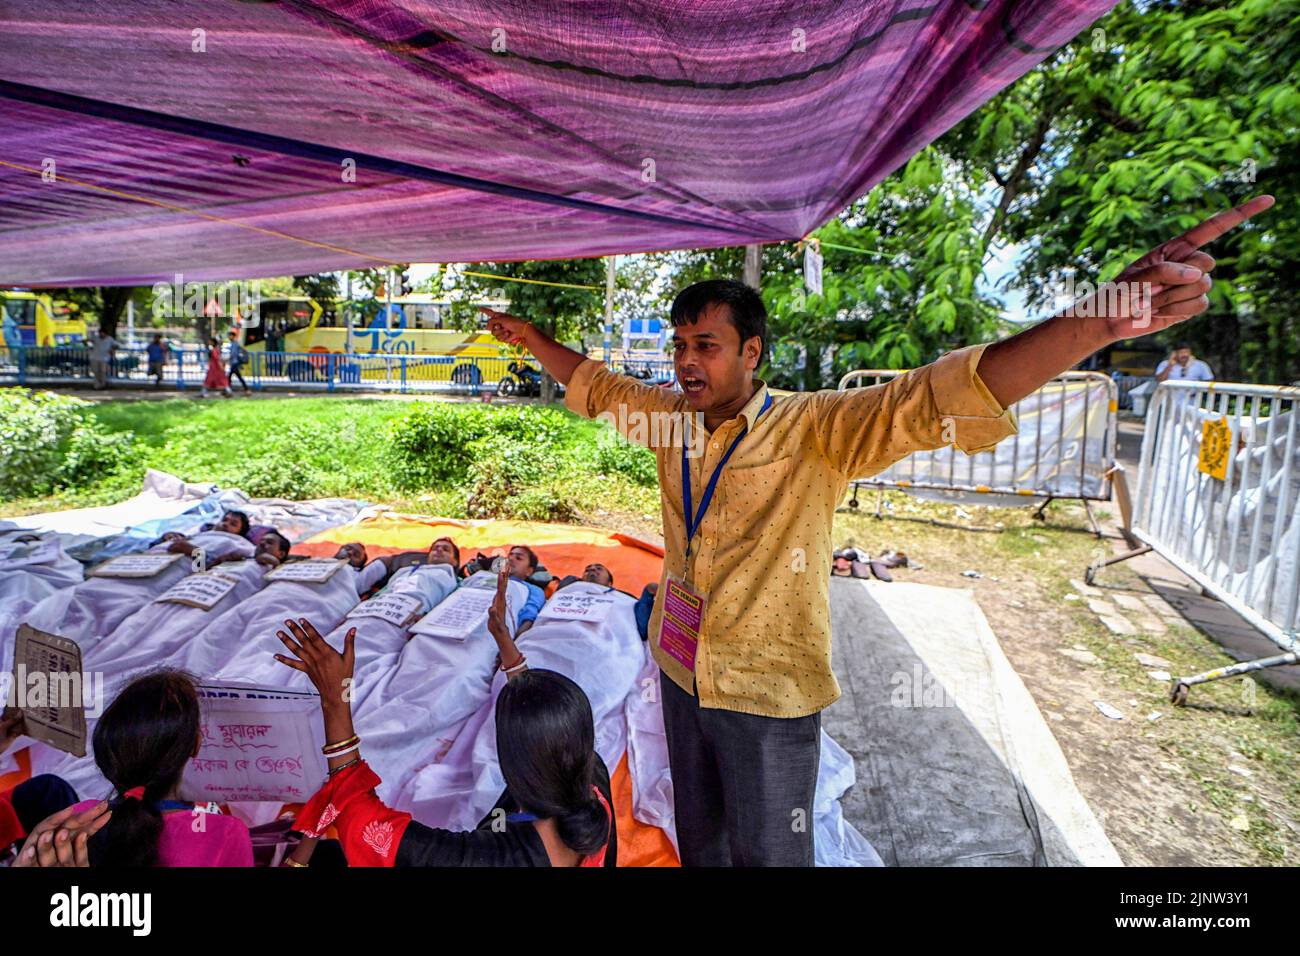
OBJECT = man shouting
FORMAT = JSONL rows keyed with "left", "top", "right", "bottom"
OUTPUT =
{"left": 483, "top": 195, "right": 1273, "bottom": 866}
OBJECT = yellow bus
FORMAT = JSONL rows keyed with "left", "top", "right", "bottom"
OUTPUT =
{"left": 236, "top": 294, "right": 518, "bottom": 385}
{"left": 1, "top": 291, "right": 87, "bottom": 347}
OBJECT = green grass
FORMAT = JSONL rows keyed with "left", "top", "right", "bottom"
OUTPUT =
{"left": 0, "top": 394, "right": 662, "bottom": 530}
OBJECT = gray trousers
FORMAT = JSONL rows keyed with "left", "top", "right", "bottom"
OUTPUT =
{"left": 659, "top": 670, "right": 820, "bottom": 866}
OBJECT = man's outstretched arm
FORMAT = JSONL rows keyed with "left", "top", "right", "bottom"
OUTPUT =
{"left": 976, "top": 195, "right": 1274, "bottom": 409}
{"left": 480, "top": 308, "right": 586, "bottom": 385}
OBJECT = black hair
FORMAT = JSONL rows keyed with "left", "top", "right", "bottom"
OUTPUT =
{"left": 88, "top": 670, "right": 201, "bottom": 867}
{"left": 224, "top": 510, "right": 251, "bottom": 537}
{"left": 432, "top": 536, "right": 461, "bottom": 567}
{"left": 669, "top": 278, "right": 767, "bottom": 358}
{"left": 494, "top": 670, "right": 611, "bottom": 857}
{"left": 1172, "top": 342, "right": 1191, "bottom": 351}
{"left": 261, "top": 530, "right": 291, "bottom": 559}
{"left": 511, "top": 545, "right": 539, "bottom": 571}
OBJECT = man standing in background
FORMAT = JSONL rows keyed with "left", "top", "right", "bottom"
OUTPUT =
{"left": 90, "top": 328, "right": 117, "bottom": 389}
{"left": 1155, "top": 343, "right": 1214, "bottom": 383}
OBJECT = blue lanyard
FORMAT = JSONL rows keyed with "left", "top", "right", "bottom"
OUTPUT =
{"left": 682, "top": 393, "right": 773, "bottom": 557}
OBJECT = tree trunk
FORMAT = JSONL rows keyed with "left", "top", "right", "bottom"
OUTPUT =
{"left": 541, "top": 371, "right": 558, "bottom": 405}
{"left": 95, "top": 287, "right": 135, "bottom": 339}
{"left": 802, "top": 341, "right": 823, "bottom": 392}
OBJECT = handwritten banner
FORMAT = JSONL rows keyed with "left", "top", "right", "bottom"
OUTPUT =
{"left": 346, "top": 592, "right": 425, "bottom": 628}
{"left": 186, "top": 683, "right": 327, "bottom": 803}
{"left": 87, "top": 552, "right": 183, "bottom": 578}
{"left": 537, "top": 590, "right": 619, "bottom": 624}
{"left": 410, "top": 586, "right": 495, "bottom": 641}
{"left": 265, "top": 558, "right": 345, "bottom": 584}
{"left": 155, "top": 571, "right": 241, "bottom": 611}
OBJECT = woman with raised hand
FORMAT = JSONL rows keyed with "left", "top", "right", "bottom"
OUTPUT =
{"left": 276, "top": 568, "right": 617, "bottom": 867}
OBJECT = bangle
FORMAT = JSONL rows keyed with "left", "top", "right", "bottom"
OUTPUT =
{"left": 324, "top": 743, "right": 360, "bottom": 761}
{"left": 322, "top": 734, "right": 359, "bottom": 755}
{"left": 504, "top": 656, "right": 528, "bottom": 674}
{"left": 283, "top": 857, "right": 308, "bottom": 868}
{"left": 499, "top": 652, "right": 524, "bottom": 672}
{"left": 328, "top": 756, "right": 361, "bottom": 776}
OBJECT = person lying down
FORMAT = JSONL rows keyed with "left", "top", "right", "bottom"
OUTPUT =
{"left": 24, "top": 532, "right": 294, "bottom": 800}
{"left": 179, "top": 542, "right": 377, "bottom": 685}
{"left": 383, "top": 574, "right": 645, "bottom": 825}
{"left": 343, "top": 568, "right": 533, "bottom": 788}
{"left": 281, "top": 543, "right": 464, "bottom": 698}
{"left": 5, "top": 522, "right": 257, "bottom": 661}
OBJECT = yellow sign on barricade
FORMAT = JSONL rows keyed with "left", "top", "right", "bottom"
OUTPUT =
{"left": 1198, "top": 416, "right": 1231, "bottom": 480}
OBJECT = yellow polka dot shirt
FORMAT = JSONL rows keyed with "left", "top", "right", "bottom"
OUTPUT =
{"left": 565, "top": 343, "right": 1017, "bottom": 717}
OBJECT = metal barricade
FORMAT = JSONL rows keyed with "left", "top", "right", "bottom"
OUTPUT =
{"left": 1090, "top": 380, "right": 1300, "bottom": 703}
{"left": 837, "top": 368, "right": 1119, "bottom": 533}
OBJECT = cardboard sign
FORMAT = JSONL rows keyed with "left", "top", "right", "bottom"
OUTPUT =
{"left": 265, "top": 557, "right": 345, "bottom": 584}
{"left": 185, "top": 682, "right": 328, "bottom": 804}
{"left": 410, "top": 586, "right": 495, "bottom": 640}
{"left": 537, "top": 589, "right": 619, "bottom": 624}
{"left": 155, "top": 571, "right": 241, "bottom": 611}
{"left": 88, "top": 552, "right": 183, "bottom": 578}
{"left": 10, "top": 625, "right": 88, "bottom": 757}
{"left": 0, "top": 538, "right": 62, "bottom": 569}
{"left": 211, "top": 558, "right": 259, "bottom": 581}
{"left": 346, "top": 591, "right": 425, "bottom": 628}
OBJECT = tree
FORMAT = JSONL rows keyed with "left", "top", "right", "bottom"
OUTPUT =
{"left": 444, "top": 258, "right": 606, "bottom": 401}
{"left": 946, "top": 0, "right": 1298, "bottom": 382}
{"left": 61, "top": 287, "right": 151, "bottom": 340}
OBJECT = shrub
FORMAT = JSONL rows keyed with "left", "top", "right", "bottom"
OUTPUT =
{"left": 385, "top": 403, "right": 495, "bottom": 490}
{"left": 464, "top": 435, "right": 558, "bottom": 518}
{"left": 385, "top": 402, "right": 574, "bottom": 492}
{"left": 590, "top": 433, "right": 658, "bottom": 486}
{"left": 503, "top": 486, "right": 578, "bottom": 523}
{"left": 0, "top": 389, "right": 143, "bottom": 500}
{"left": 58, "top": 425, "right": 141, "bottom": 489}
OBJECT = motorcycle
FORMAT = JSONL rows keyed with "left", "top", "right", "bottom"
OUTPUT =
{"left": 496, "top": 360, "right": 545, "bottom": 397}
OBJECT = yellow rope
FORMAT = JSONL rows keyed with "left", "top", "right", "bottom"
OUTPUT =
{"left": 458, "top": 269, "right": 602, "bottom": 290}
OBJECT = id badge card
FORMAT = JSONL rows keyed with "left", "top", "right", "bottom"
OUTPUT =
{"left": 658, "top": 576, "right": 705, "bottom": 673}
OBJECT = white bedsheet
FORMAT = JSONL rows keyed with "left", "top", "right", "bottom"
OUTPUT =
{"left": 390, "top": 582, "right": 644, "bottom": 826}
{"left": 183, "top": 565, "right": 361, "bottom": 687}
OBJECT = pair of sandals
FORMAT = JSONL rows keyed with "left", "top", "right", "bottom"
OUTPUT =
{"left": 831, "top": 547, "right": 908, "bottom": 582}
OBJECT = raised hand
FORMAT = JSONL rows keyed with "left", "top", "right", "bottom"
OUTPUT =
{"left": 480, "top": 308, "right": 530, "bottom": 347}
{"left": 487, "top": 567, "right": 511, "bottom": 643}
{"left": 13, "top": 800, "right": 112, "bottom": 867}
{"left": 274, "top": 618, "right": 356, "bottom": 709}
{"left": 1084, "top": 195, "right": 1275, "bottom": 341}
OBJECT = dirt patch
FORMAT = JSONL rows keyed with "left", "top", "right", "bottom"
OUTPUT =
{"left": 832, "top": 490, "right": 1298, "bottom": 866}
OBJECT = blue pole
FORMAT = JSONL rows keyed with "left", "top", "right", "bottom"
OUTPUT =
{"left": 327, "top": 353, "right": 335, "bottom": 392}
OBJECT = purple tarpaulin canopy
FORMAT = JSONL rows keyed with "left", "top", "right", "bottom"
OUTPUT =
{"left": 0, "top": 1, "right": 1116, "bottom": 286}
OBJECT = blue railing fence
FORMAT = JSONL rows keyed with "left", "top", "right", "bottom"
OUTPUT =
{"left": 0, "top": 345, "right": 676, "bottom": 395}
